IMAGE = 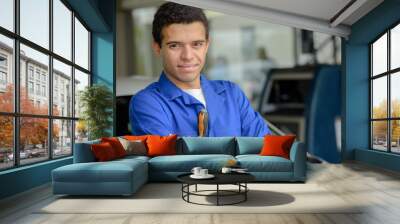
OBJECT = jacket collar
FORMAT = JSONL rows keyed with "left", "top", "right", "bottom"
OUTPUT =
{"left": 157, "top": 71, "right": 226, "bottom": 102}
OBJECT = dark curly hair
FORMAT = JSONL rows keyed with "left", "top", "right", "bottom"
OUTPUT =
{"left": 152, "top": 2, "right": 209, "bottom": 47}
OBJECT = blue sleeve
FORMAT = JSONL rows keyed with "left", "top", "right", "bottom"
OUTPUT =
{"left": 129, "top": 93, "right": 173, "bottom": 136}
{"left": 232, "top": 83, "right": 271, "bottom": 137}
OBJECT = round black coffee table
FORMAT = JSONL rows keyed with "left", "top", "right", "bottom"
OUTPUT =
{"left": 177, "top": 173, "right": 255, "bottom": 206}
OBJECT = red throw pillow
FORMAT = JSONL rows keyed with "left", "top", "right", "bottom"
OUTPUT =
{"left": 101, "top": 137, "right": 127, "bottom": 158}
{"left": 146, "top": 135, "right": 177, "bottom": 157}
{"left": 91, "top": 142, "right": 118, "bottom": 161}
{"left": 259, "top": 135, "right": 296, "bottom": 159}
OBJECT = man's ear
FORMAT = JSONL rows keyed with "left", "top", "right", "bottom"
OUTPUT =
{"left": 152, "top": 41, "right": 161, "bottom": 56}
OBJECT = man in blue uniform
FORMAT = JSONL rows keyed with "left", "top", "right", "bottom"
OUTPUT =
{"left": 129, "top": 2, "right": 271, "bottom": 137}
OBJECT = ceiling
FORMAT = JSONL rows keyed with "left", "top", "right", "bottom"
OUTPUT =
{"left": 121, "top": 0, "right": 384, "bottom": 38}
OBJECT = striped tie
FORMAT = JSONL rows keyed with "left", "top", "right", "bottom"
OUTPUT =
{"left": 198, "top": 109, "right": 208, "bottom": 137}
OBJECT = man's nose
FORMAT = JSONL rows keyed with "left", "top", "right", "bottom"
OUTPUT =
{"left": 181, "top": 45, "right": 194, "bottom": 60}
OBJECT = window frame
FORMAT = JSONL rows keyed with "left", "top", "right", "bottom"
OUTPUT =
{"left": 0, "top": 0, "right": 92, "bottom": 171}
{"left": 369, "top": 20, "right": 400, "bottom": 154}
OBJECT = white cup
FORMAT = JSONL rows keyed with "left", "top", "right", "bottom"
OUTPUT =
{"left": 200, "top": 169, "right": 208, "bottom": 176}
{"left": 221, "top": 167, "right": 232, "bottom": 174}
{"left": 191, "top": 167, "right": 202, "bottom": 176}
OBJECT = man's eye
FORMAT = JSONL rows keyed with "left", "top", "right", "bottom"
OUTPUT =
{"left": 193, "top": 42, "right": 204, "bottom": 48}
{"left": 168, "top": 44, "right": 180, "bottom": 49}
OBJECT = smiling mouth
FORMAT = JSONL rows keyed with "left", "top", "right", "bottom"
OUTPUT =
{"left": 178, "top": 64, "right": 199, "bottom": 68}
{"left": 177, "top": 64, "right": 199, "bottom": 72}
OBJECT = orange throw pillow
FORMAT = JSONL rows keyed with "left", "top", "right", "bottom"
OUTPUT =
{"left": 101, "top": 137, "right": 127, "bottom": 158}
{"left": 91, "top": 142, "right": 117, "bottom": 161}
{"left": 260, "top": 135, "right": 296, "bottom": 159}
{"left": 146, "top": 135, "right": 177, "bottom": 157}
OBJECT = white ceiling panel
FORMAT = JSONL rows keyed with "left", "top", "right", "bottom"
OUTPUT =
{"left": 169, "top": 0, "right": 384, "bottom": 38}
{"left": 224, "top": 0, "right": 352, "bottom": 22}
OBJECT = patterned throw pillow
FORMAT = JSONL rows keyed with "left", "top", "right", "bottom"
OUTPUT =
{"left": 118, "top": 137, "right": 147, "bottom": 156}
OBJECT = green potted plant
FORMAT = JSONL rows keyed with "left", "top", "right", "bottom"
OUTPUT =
{"left": 79, "top": 84, "right": 113, "bottom": 140}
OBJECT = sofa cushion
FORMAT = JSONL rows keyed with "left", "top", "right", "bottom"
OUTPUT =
{"left": 53, "top": 158, "right": 147, "bottom": 183}
{"left": 148, "top": 154, "right": 235, "bottom": 172}
{"left": 73, "top": 140, "right": 100, "bottom": 163}
{"left": 236, "top": 137, "right": 263, "bottom": 155}
{"left": 236, "top": 155, "right": 293, "bottom": 172}
{"left": 179, "top": 137, "right": 235, "bottom": 155}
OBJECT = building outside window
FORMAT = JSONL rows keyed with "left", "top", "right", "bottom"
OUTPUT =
{"left": 0, "top": 0, "right": 91, "bottom": 170}
{"left": 370, "top": 22, "right": 400, "bottom": 154}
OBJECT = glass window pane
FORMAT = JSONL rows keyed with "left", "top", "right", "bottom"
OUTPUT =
{"left": 20, "top": 44, "right": 49, "bottom": 115}
{"left": 391, "top": 72, "right": 400, "bottom": 118}
{"left": 372, "top": 77, "right": 387, "bottom": 119}
{"left": 53, "top": 59, "right": 72, "bottom": 117}
{"left": 74, "top": 17, "right": 89, "bottom": 70}
{"left": 391, "top": 120, "right": 400, "bottom": 153}
{"left": 0, "top": 116, "right": 14, "bottom": 170}
{"left": 0, "top": 34, "right": 14, "bottom": 112}
{"left": 53, "top": 119, "right": 72, "bottom": 158}
{"left": 53, "top": 0, "right": 72, "bottom": 60}
{"left": 20, "top": 0, "right": 49, "bottom": 49}
{"left": 391, "top": 24, "right": 400, "bottom": 70}
{"left": 390, "top": 120, "right": 400, "bottom": 153}
{"left": 20, "top": 117, "right": 49, "bottom": 165}
{"left": 75, "top": 120, "right": 88, "bottom": 143}
{"left": 0, "top": 0, "right": 14, "bottom": 31}
{"left": 372, "top": 33, "right": 387, "bottom": 76}
{"left": 74, "top": 69, "right": 89, "bottom": 118}
{"left": 372, "top": 121, "right": 387, "bottom": 151}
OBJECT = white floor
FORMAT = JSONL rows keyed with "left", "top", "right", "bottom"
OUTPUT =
{"left": 1, "top": 162, "right": 400, "bottom": 224}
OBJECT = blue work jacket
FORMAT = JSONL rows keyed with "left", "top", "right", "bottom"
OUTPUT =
{"left": 129, "top": 72, "right": 271, "bottom": 137}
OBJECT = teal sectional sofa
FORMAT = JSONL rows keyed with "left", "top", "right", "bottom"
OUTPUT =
{"left": 52, "top": 137, "right": 306, "bottom": 196}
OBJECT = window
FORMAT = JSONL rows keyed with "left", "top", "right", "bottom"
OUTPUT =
{"left": 28, "top": 81, "right": 34, "bottom": 94}
{"left": 0, "top": 54, "right": 7, "bottom": 87}
{"left": 42, "top": 85, "right": 46, "bottom": 97}
{"left": 75, "top": 17, "right": 89, "bottom": 70}
{"left": 0, "top": 0, "right": 91, "bottom": 170}
{"left": 0, "top": 71, "right": 6, "bottom": 85}
{"left": 370, "top": 23, "right": 400, "bottom": 154}
{"left": 0, "top": 0, "right": 14, "bottom": 32}
{"left": 0, "top": 55, "right": 7, "bottom": 67}
{"left": 36, "top": 83, "right": 40, "bottom": 95}
{"left": 28, "top": 67, "right": 34, "bottom": 80}
{"left": 0, "top": 34, "right": 13, "bottom": 113}
{"left": 35, "top": 70, "right": 41, "bottom": 81}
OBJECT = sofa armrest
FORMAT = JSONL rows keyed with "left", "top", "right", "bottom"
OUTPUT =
{"left": 73, "top": 140, "right": 100, "bottom": 163}
{"left": 289, "top": 141, "right": 307, "bottom": 181}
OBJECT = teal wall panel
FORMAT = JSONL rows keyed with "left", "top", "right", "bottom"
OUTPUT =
{"left": 0, "top": 158, "right": 72, "bottom": 199}
{"left": 344, "top": 0, "right": 400, "bottom": 171}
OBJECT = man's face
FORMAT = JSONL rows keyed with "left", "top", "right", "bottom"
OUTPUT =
{"left": 153, "top": 22, "right": 209, "bottom": 89}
